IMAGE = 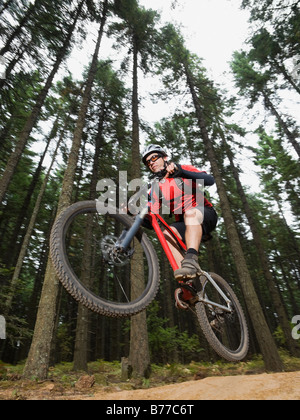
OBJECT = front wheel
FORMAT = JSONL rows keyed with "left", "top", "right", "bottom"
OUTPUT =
{"left": 195, "top": 272, "right": 249, "bottom": 361}
{"left": 50, "top": 201, "right": 160, "bottom": 317}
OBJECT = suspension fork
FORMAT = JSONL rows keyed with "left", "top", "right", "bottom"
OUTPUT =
{"left": 118, "top": 206, "right": 148, "bottom": 250}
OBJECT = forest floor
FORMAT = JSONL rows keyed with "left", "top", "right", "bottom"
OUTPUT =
{"left": 0, "top": 352, "right": 300, "bottom": 400}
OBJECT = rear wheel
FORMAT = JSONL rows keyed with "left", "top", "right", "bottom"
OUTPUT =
{"left": 50, "top": 201, "right": 160, "bottom": 317}
{"left": 195, "top": 273, "right": 249, "bottom": 361}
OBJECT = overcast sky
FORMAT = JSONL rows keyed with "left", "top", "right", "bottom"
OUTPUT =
{"left": 133, "top": 0, "right": 253, "bottom": 126}
{"left": 139, "top": 0, "right": 250, "bottom": 81}
{"left": 69, "top": 0, "right": 251, "bottom": 92}
{"left": 65, "top": 0, "right": 298, "bottom": 196}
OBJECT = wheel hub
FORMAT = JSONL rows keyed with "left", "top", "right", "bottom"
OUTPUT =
{"left": 100, "top": 235, "right": 134, "bottom": 266}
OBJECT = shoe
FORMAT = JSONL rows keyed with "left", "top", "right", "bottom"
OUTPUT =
{"left": 174, "top": 254, "right": 201, "bottom": 280}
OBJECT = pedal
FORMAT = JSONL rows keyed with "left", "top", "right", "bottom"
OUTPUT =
{"left": 174, "top": 288, "right": 189, "bottom": 310}
{"left": 175, "top": 282, "right": 199, "bottom": 310}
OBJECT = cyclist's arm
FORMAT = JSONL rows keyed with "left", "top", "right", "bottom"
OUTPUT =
{"left": 171, "top": 164, "right": 215, "bottom": 186}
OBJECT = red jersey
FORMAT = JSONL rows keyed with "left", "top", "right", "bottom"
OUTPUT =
{"left": 149, "top": 165, "right": 213, "bottom": 218}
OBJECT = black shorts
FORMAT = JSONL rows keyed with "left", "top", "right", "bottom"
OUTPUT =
{"left": 170, "top": 206, "right": 218, "bottom": 243}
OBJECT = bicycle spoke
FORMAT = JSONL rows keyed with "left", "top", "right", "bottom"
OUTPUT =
{"left": 114, "top": 271, "right": 130, "bottom": 303}
{"left": 63, "top": 209, "right": 152, "bottom": 306}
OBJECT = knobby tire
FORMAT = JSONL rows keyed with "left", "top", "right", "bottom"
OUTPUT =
{"left": 195, "top": 273, "right": 249, "bottom": 362}
{"left": 50, "top": 201, "right": 160, "bottom": 318}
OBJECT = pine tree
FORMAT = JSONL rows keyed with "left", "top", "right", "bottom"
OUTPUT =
{"left": 108, "top": 0, "right": 160, "bottom": 378}
{"left": 231, "top": 51, "right": 300, "bottom": 159}
{"left": 23, "top": 1, "right": 109, "bottom": 380}
{"left": 218, "top": 124, "right": 300, "bottom": 356}
{"left": 0, "top": 0, "right": 86, "bottom": 203}
{"left": 157, "top": 23, "right": 284, "bottom": 372}
{"left": 72, "top": 60, "right": 129, "bottom": 371}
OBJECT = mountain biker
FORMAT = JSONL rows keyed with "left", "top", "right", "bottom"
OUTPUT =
{"left": 142, "top": 144, "right": 218, "bottom": 281}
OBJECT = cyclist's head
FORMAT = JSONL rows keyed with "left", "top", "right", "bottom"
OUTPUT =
{"left": 143, "top": 144, "right": 167, "bottom": 171}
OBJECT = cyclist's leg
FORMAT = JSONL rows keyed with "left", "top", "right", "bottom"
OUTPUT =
{"left": 174, "top": 208, "right": 203, "bottom": 280}
{"left": 163, "top": 226, "right": 184, "bottom": 268}
{"left": 184, "top": 207, "right": 203, "bottom": 251}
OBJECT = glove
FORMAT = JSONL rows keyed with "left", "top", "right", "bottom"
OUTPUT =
{"left": 168, "top": 163, "right": 183, "bottom": 178}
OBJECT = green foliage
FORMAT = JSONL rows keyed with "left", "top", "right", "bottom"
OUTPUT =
{"left": 108, "top": 0, "right": 160, "bottom": 73}
{"left": 254, "top": 127, "right": 300, "bottom": 221}
{"left": 230, "top": 51, "right": 273, "bottom": 104}
{"left": 56, "top": 323, "right": 74, "bottom": 363}
{"left": 147, "top": 302, "right": 203, "bottom": 364}
{"left": 0, "top": 0, "right": 299, "bottom": 371}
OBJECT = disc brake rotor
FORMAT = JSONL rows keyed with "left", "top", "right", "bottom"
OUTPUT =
{"left": 100, "top": 235, "right": 134, "bottom": 266}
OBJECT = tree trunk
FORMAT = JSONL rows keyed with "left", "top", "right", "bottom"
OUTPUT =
{"left": 131, "top": 39, "right": 141, "bottom": 179}
{"left": 222, "top": 134, "right": 300, "bottom": 357}
{"left": 0, "top": 0, "right": 84, "bottom": 204}
{"left": 161, "top": 253, "right": 179, "bottom": 362}
{"left": 263, "top": 93, "right": 300, "bottom": 159}
{"left": 5, "top": 117, "right": 59, "bottom": 267}
{"left": 0, "top": 44, "right": 26, "bottom": 89}
{"left": 5, "top": 132, "right": 62, "bottom": 315}
{"left": 72, "top": 220, "right": 93, "bottom": 372}
{"left": 73, "top": 105, "right": 106, "bottom": 371}
{"left": 0, "top": 0, "right": 39, "bottom": 56}
{"left": 0, "top": 0, "right": 15, "bottom": 16}
{"left": 128, "top": 39, "right": 151, "bottom": 379}
{"left": 185, "top": 65, "right": 284, "bottom": 372}
{"left": 23, "top": 3, "right": 108, "bottom": 380}
{"left": 272, "top": 59, "right": 300, "bottom": 96}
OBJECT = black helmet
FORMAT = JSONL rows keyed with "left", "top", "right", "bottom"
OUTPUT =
{"left": 142, "top": 144, "right": 167, "bottom": 165}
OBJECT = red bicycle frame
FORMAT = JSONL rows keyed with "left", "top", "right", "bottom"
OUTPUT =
{"left": 148, "top": 212, "right": 187, "bottom": 272}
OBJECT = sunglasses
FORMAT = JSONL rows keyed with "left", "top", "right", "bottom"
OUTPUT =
{"left": 146, "top": 154, "right": 162, "bottom": 167}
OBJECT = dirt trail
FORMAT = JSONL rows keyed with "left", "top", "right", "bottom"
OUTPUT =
{"left": 87, "top": 371, "right": 300, "bottom": 400}
{"left": 1, "top": 371, "right": 299, "bottom": 400}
